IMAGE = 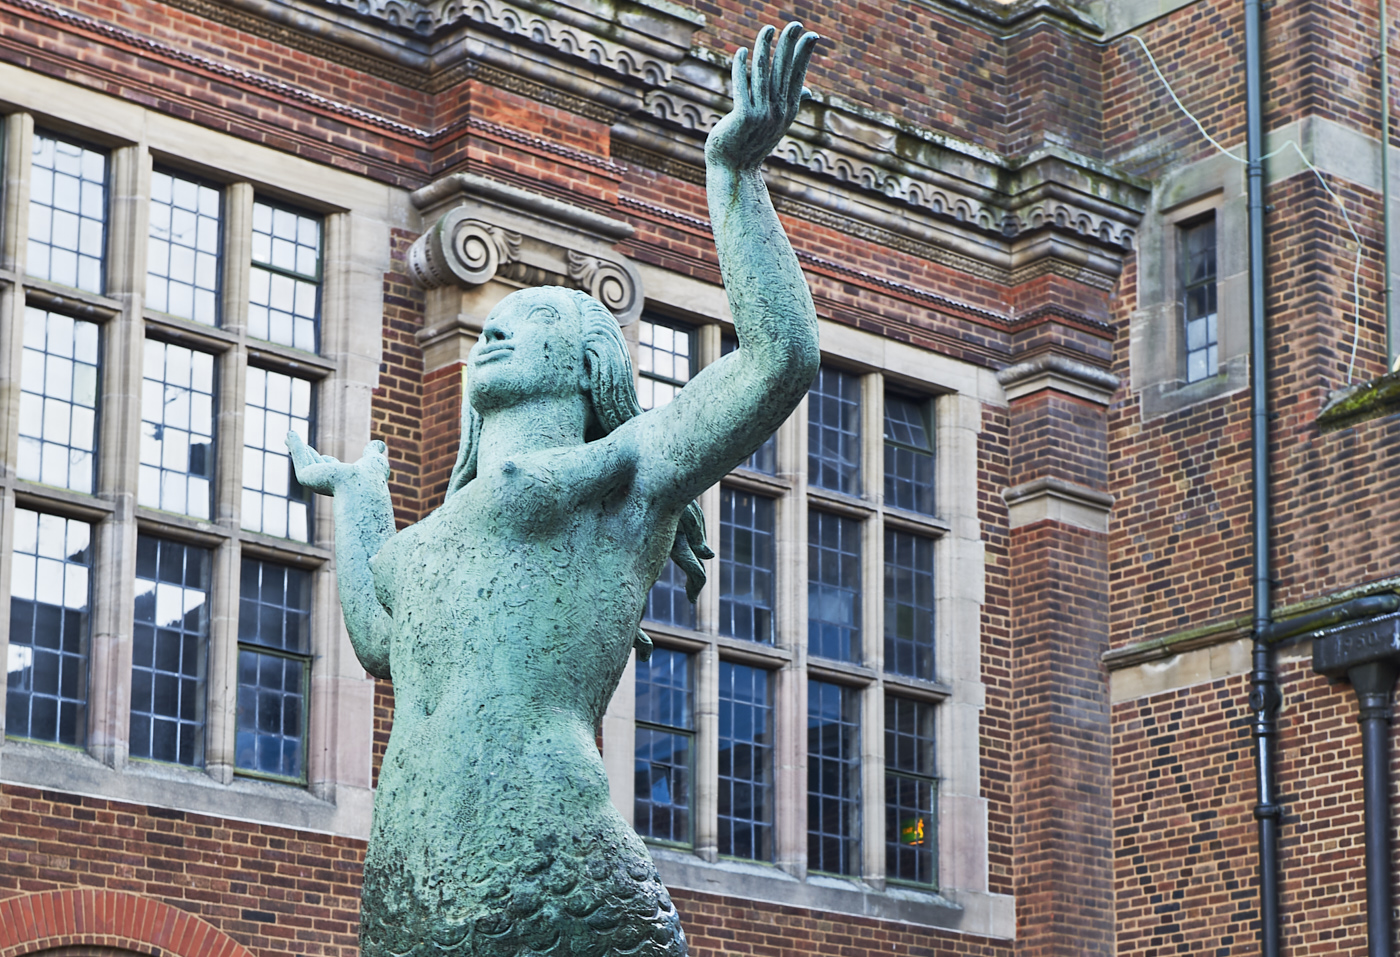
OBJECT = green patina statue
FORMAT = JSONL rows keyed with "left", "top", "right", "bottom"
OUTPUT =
{"left": 288, "top": 23, "right": 820, "bottom": 957}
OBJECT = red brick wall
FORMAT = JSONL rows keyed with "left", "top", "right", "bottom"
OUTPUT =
{"left": 0, "top": 786, "right": 363, "bottom": 957}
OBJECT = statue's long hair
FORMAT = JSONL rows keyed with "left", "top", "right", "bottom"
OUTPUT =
{"left": 444, "top": 288, "right": 712, "bottom": 658}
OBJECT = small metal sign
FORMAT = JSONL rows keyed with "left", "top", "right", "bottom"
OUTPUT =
{"left": 1313, "top": 612, "right": 1400, "bottom": 677}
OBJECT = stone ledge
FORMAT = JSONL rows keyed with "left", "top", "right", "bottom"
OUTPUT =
{"left": 1318, "top": 368, "right": 1400, "bottom": 433}
{"left": 996, "top": 353, "right": 1120, "bottom": 404}
{"left": 1001, "top": 476, "right": 1113, "bottom": 532}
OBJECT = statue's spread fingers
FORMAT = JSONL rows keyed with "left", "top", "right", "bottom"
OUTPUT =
{"left": 752, "top": 24, "right": 776, "bottom": 107}
{"left": 787, "top": 33, "right": 820, "bottom": 116}
{"left": 774, "top": 22, "right": 804, "bottom": 105}
{"left": 731, "top": 46, "right": 751, "bottom": 110}
{"left": 286, "top": 430, "right": 314, "bottom": 464}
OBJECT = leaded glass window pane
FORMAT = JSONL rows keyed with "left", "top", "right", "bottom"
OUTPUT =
{"left": 634, "top": 648, "right": 693, "bottom": 845}
{"left": 29, "top": 133, "right": 106, "bottom": 293}
{"left": 18, "top": 307, "right": 99, "bottom": 493}
{"left": 808, "top": 679, "right": 860, "bottom": 875}
{"left": 808, "top": 366, "right": 861, "bottom": 495}
{"left": 1181, "top": 217, "right": 1218, "bottom": 383}
{"left": 884, "top": 530, "right": 935, "bottom": 681}
{"left": 147, "top": 170, "right": 222, "bottom": 325}
{"left": 885, "top": 696, "right": 937, "bottom": 885}
{"left": 721, "top": 335, "right": 777, "bottom": 473}
{"left": 637, "top": 315, "right": 694, "bottom": 411}
{"left": 645, "top": 560, "right": 696, "bottom": 629}
{"left": 250, "top": 201, "right": 321, "bottom": 352}
{"left": 130, "top": 537, "right": 210, "bottom": 767}
{"left": 884, "top": 395, "right": 934, "bottom": 515}
{"left": 242, "top": 366, "right": 312, "bottom": 542}
{"left": 719, "top": 489, "right": 775, "bottom": 644}
{"left": 808, "top": 510, "right": 861, "bottom": 662}
{"left": 236, "top": 559, "right": 311, "bottom": 780}
{"left": 718, "top": 662, "right": 774, "bottom": 860}
{"left": 140, "top": 340, "right": 215, "bottom": 519}
{"left": 7, "top": 509, "right": 91, "bottom": 746}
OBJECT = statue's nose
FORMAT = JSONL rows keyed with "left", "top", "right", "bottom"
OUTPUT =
{"left": 481, "top": 319, "right": 508, "bottom": 343}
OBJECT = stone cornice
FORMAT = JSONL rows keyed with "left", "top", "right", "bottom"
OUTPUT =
{"left": 996, "top": 354, "right": 1120, "bottom": 404}
{"left": 1001, "top": 477, "right": 1114, "bottom": 533}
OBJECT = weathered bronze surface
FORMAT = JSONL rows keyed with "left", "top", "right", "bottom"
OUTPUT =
{"left": 288, "top": 23, "right": 820, "bottom": 957}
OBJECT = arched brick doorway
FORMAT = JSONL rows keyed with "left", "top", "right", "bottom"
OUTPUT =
{"left": 0, "top": 890, "right": 256, "bottom": 957}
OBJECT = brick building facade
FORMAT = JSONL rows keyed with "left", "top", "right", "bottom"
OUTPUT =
{"left": 0, "top": 0, "right": 1395, "bottom": 955}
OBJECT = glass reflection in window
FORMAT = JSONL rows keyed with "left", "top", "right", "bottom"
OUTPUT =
{"left": 140, "top": 340, "right": 215, "bottom": 519}
{"left": 236, "top": 559, "right": 310, "bottom": 780}
{"left": 147, "top": 170, "right": 222, "bottom": 325}
{"left": 634, "top": 648, "right": 693, "bottom": 845}
{"left": 129, "top": 537, "right": 210, "bottom": 767}
{"left": 250, "top": 201, "right": 321, "bottom": 352}
{"left": 7, "top": 509, "right": 91, "bottom": 746}
{"left": 28, "top": 133, "right": 106, "bottom": 294}
{"left": 242, "top": 367, "right": 312, "bottom": 542}
{"left": 18, "top": 308, "right": 99, "bottom": 493}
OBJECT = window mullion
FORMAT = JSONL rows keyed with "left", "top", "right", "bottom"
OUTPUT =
{"left": 0, "top": 114, "right": 35, "bottom": 744}
{"left": 86, "top": 143, "right": 147, "bottom": 768}
{"left": 694, "top": 642, "right": 719, "bottom": 862}
{"left": 774, "top": 390, "right": 808, "bottom": 877}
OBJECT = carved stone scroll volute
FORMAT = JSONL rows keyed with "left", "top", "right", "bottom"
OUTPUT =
{"left": 409, "top": 210, "right": 523, "bottom": 289}
{"left": 566, "top": 251, "right": 640, "bottom": 324}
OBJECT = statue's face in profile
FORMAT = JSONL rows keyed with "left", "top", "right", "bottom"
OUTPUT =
{"left": 467, "top": 288, "right": 588, "bottom": 414}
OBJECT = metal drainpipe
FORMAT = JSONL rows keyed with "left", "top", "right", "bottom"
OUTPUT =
{"left": 1352, "top": 660, "right": 1398, "bottom": 957}
{"left": 1243, "top": 0, "right": 1282, "bottom": 952}
{"left": 1384, "top": 0, "right": 1395, "bottom": 365}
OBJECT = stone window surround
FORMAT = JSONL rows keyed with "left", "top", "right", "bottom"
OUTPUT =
{"left": 0, "top": 65, "right": 397, "bottom": 838}
{"left": 1129, "top": 152, "right": 1250, "bottom": 420}
{"left": 604, "top": 264, "right": 1010, "bottom": 939}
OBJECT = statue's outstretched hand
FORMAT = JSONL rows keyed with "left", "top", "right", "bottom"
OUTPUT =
{"left": 287, "top": 433, "right": 390, "bottom": 495}
{"left": 706, "top": 22, "right": 819, "bottom": 172}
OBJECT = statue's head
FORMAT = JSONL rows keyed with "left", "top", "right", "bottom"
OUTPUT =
{"left": 466, "top": 286, "right": 639, "bottom": 439}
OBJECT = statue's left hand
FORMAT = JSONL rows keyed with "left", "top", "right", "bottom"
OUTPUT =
{"left": 287, "top": 433, "right": 390, "bottom": 494}
{"left": 706, "top": 22, "right": 820, "bottom": 172}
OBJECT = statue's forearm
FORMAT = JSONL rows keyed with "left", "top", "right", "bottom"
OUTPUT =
{"left": 707, "top": 164, "right": 819, "bottom": 379}
{"left": 330, "top": 476, "right": 395, "bottom": 679}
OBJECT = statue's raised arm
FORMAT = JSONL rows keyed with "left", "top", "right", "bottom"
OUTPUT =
{"left": 626, "top": 22, "right": 821, "bottom": 510}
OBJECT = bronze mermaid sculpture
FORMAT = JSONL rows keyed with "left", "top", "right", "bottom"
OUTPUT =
{"left": 288, "top": 23, "right": 820, "bottom": 957}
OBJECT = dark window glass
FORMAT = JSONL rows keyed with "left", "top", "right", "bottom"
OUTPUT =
{"left": 29, "top": 133, "right": 106, "bottom": 293}
{"left": 721, "top": 335, "right": 777, "bottom": 473}
{"left": 634, "top": 648, "right": 693, "bottom": 845}
{"left": 236, "top": 559, "right": 311, "bottom": 781}
{"left": 883, "top": 395, "right": 934, "bottom": 515}
{"left": 148, "top": 170, "right": 222, "bottom": 325}
{"left": 720, "top": 489, "right": 775, "bottom": 644}
{"left": 718, "top": 662, "right": 774, "bottom": 860}
{"left": 129, "top": 537, "right": 210, "bottom": 766}
{"left": 250, "top": 201, "right": 321, "bottom": 352}
{"left": 884, "top": 530, "right": 935, "bottom": 681}
{"left": 639, "top": 315, "right": 699, "bottom": 624}
{"left": 6, "top": 509, "right": 91, "bottom": 746}
{"left": 18, "top": 307, "right": 99, "bottom": 493}
{"left": 808, "top": 366, "right": 861, "bottom": 495}
{"left": 1181, "top": 216, "right": 1218, "bottom": 383}
{"left": 808, "top": 510, "right": 862, "bottom": 662}
{"left": 808, "top": 679, "right": 860, "bottom": 875}
{"left": 637, "top": 315, "right": 695, "bottom": 411}
{"left": 645, "top": 560, "right": 696, "bottom": 630}
{"left": 140, "top": 340, "right": 215, "bottom": 519}
{"left": 243, "top": 366, "right": 313, "bottom": 542}
{"left": 885, "top": 696, "right": 937, "bottom": 886}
